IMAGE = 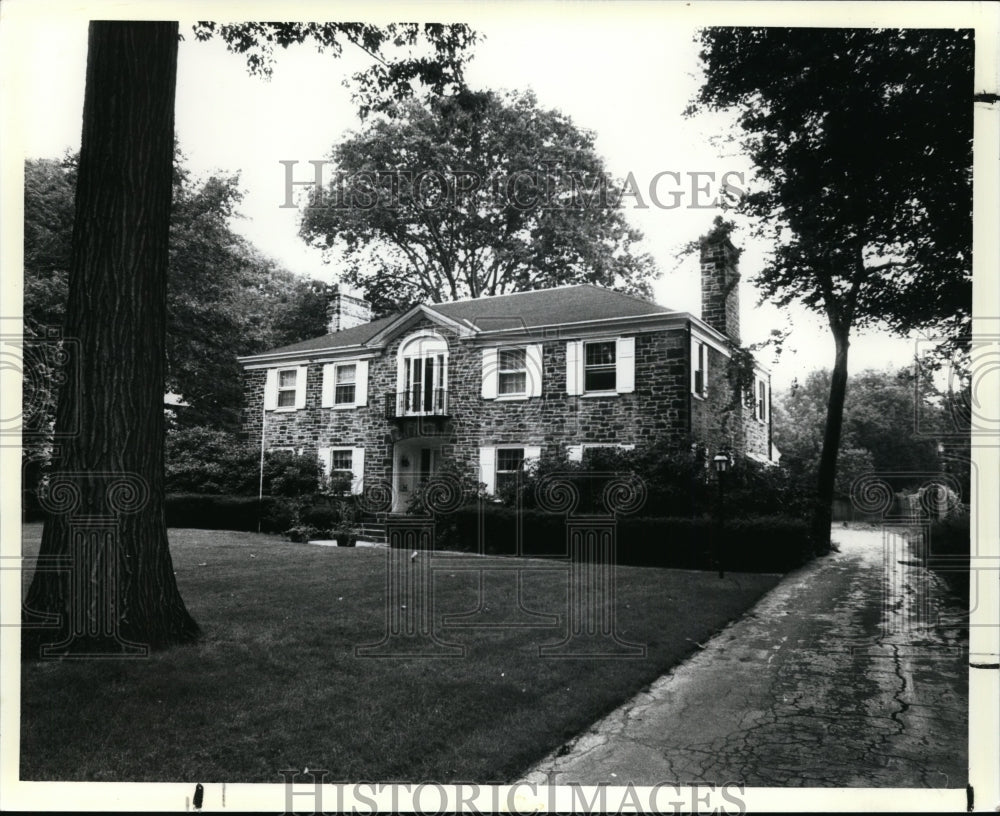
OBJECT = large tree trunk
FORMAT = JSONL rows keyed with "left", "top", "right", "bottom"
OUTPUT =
{"left": 23, "top": 21, "right": 199, "bottom": 657}
{"left": 810, "top": 327, "right": 851, "bottom": 554}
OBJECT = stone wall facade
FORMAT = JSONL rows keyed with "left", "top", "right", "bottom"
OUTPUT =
{"left": 241, "top": 316, "right": 771, "bottom": 493}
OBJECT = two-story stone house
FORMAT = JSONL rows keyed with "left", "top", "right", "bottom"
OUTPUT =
{"left": 239, "top": 235, "right": 773, "bottom": 511}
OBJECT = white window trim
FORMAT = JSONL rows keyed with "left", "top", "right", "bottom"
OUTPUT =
{"left": 582, "top": 338, "right": 618, "bottom": 395}
{"left": 496, "top": 347, "right": 529, "bottom": 398}
{"left": 266, "top": 365, "right": 307, "bottom": 412}
{"left": 318, "top": 446, "right": 365, "bottom": 495}
{"left": 691, "top": 339, "right": 708, "bottom": 400}
{"left": 322, "top": 360, "right": 368, "bottom": 409}
{"left": 484, "top": 344, "right": 543, "bottom": 401}
{"left": 479, "top": 444, "right": 541, "bottom": 494}
{"left": 754, "top": 374, "right": 769, "bottom": 424}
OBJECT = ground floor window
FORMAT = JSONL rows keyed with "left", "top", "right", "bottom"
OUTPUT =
{"left": 495, "top": 447, "right": 526, "bottom": 493}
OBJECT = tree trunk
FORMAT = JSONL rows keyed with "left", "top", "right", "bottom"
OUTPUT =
{"left": 23, "top": 21, "right": 199, "bottom": 657}
{"left": 810, "top": 327, "right": 851, "bottom": 553}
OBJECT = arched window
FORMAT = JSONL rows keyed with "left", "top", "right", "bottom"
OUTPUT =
{"left": 397, "top": 331, "right": 449, "bottom": 415}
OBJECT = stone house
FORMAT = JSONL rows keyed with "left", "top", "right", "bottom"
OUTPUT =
{"left": 238, "top": 236, "right": 773, "bottom": 511}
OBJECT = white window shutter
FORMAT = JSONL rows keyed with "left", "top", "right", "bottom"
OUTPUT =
{"left": 351, "top": 447, "right": 365, "bottom": 494}
{"left": 690, "top": 337, "right": 699, "bottom": 394}
{"left": 294, "top": 366, "right": 308, "bottom": 410}
{"left": 523, "top": 445, "right": 542, "bottom": 473}
{"left": 264, "top": 368, "right": 278, "bottom": 410}
{"left": 321, "top": 364, "right": 334, "bottom": 408}
{"left": 616, "top": 337, "right": 635, "bottom": 394}
{"left": 317, "top": 447, "right": 331, "bottom": 478}
{"left": 481, "top": 348, "right": 498, "bottom": 399}
{"left": 702, "top": 345, "right": 709, "bottom": 397}
{"left": 355, "top": 360, "right": 369, "bottom": 407}
{"left": 479, "top": 446, "right": 497, "bottom": 494}
{"left": 566, "top": 341, "right": 583, "bottom": 396}
{"left": 566, "top": 445, "right": 583, "bottom": 463}
{"left": 525, "top": 344, "right": 544, "bottom": 398}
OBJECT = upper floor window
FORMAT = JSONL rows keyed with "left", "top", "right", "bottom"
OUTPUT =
{"left": 498, "top": 349, "right": 527, "bottom": 395}
{"left": 264, "top": 365, "right": 307, "bottom": 411}
{"left": 321, "top": 360, "right": 369, "bottom": 409}
{"left": 277, "top": 369, "right": 297, "bottom": 407}
{"left": 334, "top": 363, "right": 356, "bottom": 405}
{"left": 397, "top": 332, "right": 448, "bottom": 415}
{"left": 691, "top": 339, "right": 708, "bottom": 398}
{"left": 584, "top": 341, "right": 617, "bottom": 392}
{"left": 755, "top": 375, "right": 768, "bottom": 423}
{"left": 565, "top": 338, "right": 635, "bottom": 396}
{"left": 481, "top": 344, "right": 543, "bottom": 400}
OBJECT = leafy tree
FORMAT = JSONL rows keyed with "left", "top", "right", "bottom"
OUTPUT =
{"left": 23, "top": 155, "right": 328, "bottom": 432}
{"left": 299, "top": 89, "right": 659, "bottom": 314}
{"left": 691, "top": 28, "right": 973, "bottom": 550}
{"left": 772, "top": 366, "right": 950, "bottom": 497}
{"left": 24, "top": 20, "right": 478, "bottom": 655}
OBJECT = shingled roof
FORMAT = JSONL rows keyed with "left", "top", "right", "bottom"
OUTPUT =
{"left": 245, "top": 284, "right": 673, "bottom": 360}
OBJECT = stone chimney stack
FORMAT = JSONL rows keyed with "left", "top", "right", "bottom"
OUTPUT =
{"left": 699, "top": 220, "right": 741, "bottom": 344}
{"left": 327, "top": 285, "right": 373, "bottom": 334}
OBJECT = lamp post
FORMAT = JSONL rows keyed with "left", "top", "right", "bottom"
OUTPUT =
{"left": 712, "top": 452, "right": 731, "bottom": 579}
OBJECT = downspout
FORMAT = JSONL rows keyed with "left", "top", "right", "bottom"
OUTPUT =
{"left": 257, "top": 401, "right": 266, "bottom": 533}
{"left": 686, "top": 319, "right": 693, "bottom": 448}
{"left": 768, "top": 374, "right": 774, "bottom": 462}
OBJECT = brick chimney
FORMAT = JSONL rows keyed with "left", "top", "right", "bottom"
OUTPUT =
{"left": 699, "top": 220, "right": 741, "bottom": 344}
{"left": 327, "top": 285, "right": 373, "bottom": 333}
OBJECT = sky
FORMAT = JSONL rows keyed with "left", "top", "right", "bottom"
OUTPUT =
{"left": 10, "top": 4, "right": 971, "bottom": 390}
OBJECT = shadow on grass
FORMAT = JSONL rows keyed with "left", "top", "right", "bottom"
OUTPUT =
{"left": 19, "top": 524, "right": 781, "bottom": 782}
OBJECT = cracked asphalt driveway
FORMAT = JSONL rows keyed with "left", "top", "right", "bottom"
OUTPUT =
{"left": 522, "top": 526, "right": 968, "bottom": 788}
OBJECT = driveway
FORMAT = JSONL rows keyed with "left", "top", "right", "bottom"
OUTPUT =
{"left": 521, "top": 526, "right": 968, "bottom": 787}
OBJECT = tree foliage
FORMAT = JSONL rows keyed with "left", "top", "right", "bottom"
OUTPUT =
{"left": 299, "top": 89, "right": 659, "bottom": 314}
{"left": 691, "top": 27, "right": 973, "bottom": 549}
{"left": 772, "top": 366, "right": 949, "bottom": 494}
{"left": 23, "top": 154, "right": 328, "bottom": 430}
{"left": 192, "top": 22, "right": 478, "bottom": 119}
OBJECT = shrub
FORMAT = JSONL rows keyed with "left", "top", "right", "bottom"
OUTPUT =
{"left": 165, "top": 493, "right": 295, "bottom": 533}
{"left": 927, "top": 511, "right": 970, "bottom": 599}
{"left": 409, "top": 503, "right": 811, "bottom": 573}
{"left": 165, "top": 426, "right": 258, "bottom": 495}
{"left": 262, "top": 450, "right": 321, "bottom": 497}
{"left": 502, "top": 441, "right": 811, "bottom": 521}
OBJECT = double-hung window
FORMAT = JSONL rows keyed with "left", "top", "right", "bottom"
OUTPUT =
{"left": 331, "top": 448, "right": 354, "bottom": 481}
{"left": 498, "top": 349, "right": 528, "bottom": 396}
{"left": 495, "top": 448, "right": 526, "bottom": 493}
{"left": 277, "top": 369, "right": 298, "bottom": 407}
{"left": 334, "top": 363, "right": 357, "bottom": 406}
{"left": 584, "top": 341, "right": 617, "bottom": 392}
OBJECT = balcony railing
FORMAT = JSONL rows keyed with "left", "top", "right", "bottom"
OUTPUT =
{"left": 384, "top": 388, "right": 448, "bottom": 419}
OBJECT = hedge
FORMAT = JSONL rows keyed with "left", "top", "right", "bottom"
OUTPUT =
{"left": 927, "top": 513, "right": 970, "bottom": 599}
{"left": 164, "top": 494, "right": 294, "bottom": 533}
{"left": 399, "top": 505, "right": 812, "bottom": 573}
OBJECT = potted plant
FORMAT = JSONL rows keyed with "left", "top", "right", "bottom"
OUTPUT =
{"left": 335, "top": 499, "right": 360, "bottom": 547}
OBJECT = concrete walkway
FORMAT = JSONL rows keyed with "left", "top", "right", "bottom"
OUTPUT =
{"left": 522, "top": 526, "right": 968, "bottom": 788}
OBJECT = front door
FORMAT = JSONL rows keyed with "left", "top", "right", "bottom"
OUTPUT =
{"left": 394, "top": 443, "right": 439, "bottom": 511}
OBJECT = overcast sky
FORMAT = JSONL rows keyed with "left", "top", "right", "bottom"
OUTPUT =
{"left": 12, "top": 2, "right": 984, "bottom": 389}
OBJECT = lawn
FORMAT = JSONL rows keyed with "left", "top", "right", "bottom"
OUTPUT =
{"left": 19, "top": 524, "right": 781, "bottom": 782}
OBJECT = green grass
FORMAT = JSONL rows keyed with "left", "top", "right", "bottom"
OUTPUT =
{"left": 20, "top": 524, "right": 781, "bottom": 782}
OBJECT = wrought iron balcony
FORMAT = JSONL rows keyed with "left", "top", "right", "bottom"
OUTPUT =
{"left": 384, "top": 388, "right": 449, "bottom": 420}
